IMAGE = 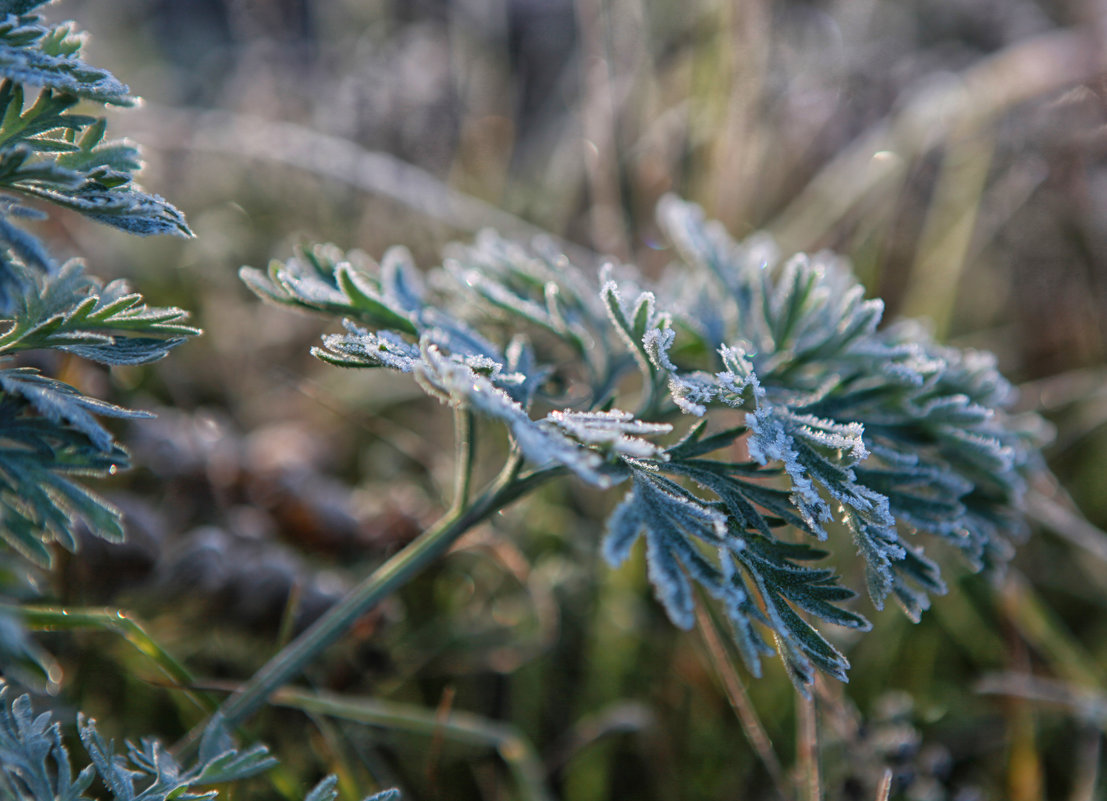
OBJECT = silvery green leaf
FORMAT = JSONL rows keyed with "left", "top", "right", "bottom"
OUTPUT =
{"left": 642, "top": 326, "right": 719, "bottom": 416}
{"left": 0, "top": 367, "right": 148, "bottom": 451}
{"left": 365, "top": 790, "right": 401, "bottom": 801}
{"left": 247, "top": 192, "right": 1050, "bottom": 690}
{"left": 601, "top": 273, "right": 669, "bottom": 380}
{"left": 416, "top": 344, "right": 621, "bottom": 486}
{"left": 0, "top": 21, "right": 133, "bottom": 105}
{"left": 541, "top": 409, "right": 671, "bottom": 461}
{"left": 304, "top": 777, "right": 340, "bottom": 801}
{"left": 314, "top": 321, "right": 422, "bottom": 371}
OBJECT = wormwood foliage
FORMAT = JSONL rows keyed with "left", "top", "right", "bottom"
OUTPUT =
{"left": 0, "top": 682, "right": 401, "bottom": 801}
{"left": 244, "top": 196, "right": 1046, "bottom": 690}
{"left": 0, "top": 0, "right": 197, "bottom": 678}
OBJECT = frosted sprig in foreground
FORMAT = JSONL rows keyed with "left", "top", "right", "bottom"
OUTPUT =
{"left": 244, "top": 196, "right": 1046, "bottom": 689}
{"left": 0, "top": 682, "right": 400, "bottom": 801}
{"left": 0, "top": 0, "right": 199, "bottom": 683}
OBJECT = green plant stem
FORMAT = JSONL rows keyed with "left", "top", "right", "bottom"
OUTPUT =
{"left": 452, "top": 405, "right": 475, "bottom": 513}
{"left": 203, "top": 450, "right": 563, "bottom": 736}
{"left": 270, "top": 686, "right": 556, "bottom": 801}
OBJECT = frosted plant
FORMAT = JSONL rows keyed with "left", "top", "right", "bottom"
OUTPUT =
{"left": 0, "top": 0, "right": 198, "bottom": 683}
{"left": 239, "top": 195, "right": 1045, "bottom": 704}
{"left": 0, "top": 682, "right": 400, "bottom": 801}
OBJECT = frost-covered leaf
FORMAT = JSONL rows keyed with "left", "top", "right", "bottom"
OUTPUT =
{"left": 0, "top": 367, "right": 147, "bottom": 451}
{"left": 240, "top": 244, "right": 420, "bottom": 332}
{"left": 302, "top": 776, "right": 401, "bottom": 801}
{"left": 1, "top": 684, "right": 358, "bottom": 801}
{"left": 0, "top": 261, "right": 198, "bottom": 363}
{"left": 314, "top": 321, "right": 422, "bottom": 371}
{"left": 0, "top": 684, "right": 96, "bottom": 801}
{"left": 604, "top": 469, "right": 728, "bottom": 629}
{"left": 190, "top": 714, "right": 277, "bottom": 786}
{"left": 416, "top": 343, "right": 630, "bottom": 487}
{"left": 541, "top": 409, "right": 671, "bottom": 461}
{"left": 604, "top": 455, "right": 867, "bottom": 688}
{"left": 0, "top": 19, "right": 133, "bottom": 105}
{"left": 248, "top": 193, "right": 1049, "bottom": 689}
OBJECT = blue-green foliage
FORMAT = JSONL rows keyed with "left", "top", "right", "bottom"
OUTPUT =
{"left": 244, "top": 197, "right": 1046, "bottom": 690}
{"left": 0, "top": 683, "right": 401, "bottom": 801}
{"left": 0, "top": 0, "right": 197, "bottom": 681}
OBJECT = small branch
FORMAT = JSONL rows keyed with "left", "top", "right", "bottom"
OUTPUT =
{"left": 976, "top": 671, "right": 1107, "bottom": 728}
{"left": 797, "top": 690, "right": 821, "bottom": 801}
{"left": 875, "top": 769, "right": 893, "bottom": 801}
{"left": 694, "top": 604, "right": 787, "bottom": 798}
{"left": 184, "top": 450, "right": 557, "bottom": 746}
{"left": 451, "top": 406, "right": 476, "bottom": 514}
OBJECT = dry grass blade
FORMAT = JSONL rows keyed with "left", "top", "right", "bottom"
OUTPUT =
{"left": 976, "top": 672, "right": 1107, "bottom": 728}
{"left": 875, "top": 768, "right": 893, "bottom": 801}
{"left": 131, "top": 106, "right": 598, "bottom": 267}
{"left": 1000, "top": 573, "right": 1105, "bottom": 687}
{"left": 1069, "top": 726, "right": 1102, "bottom": 801}
{"left": 575, "top": 0, "right": 630, "bottom": 260}
{"left": 695, "top": 603, "right": 788, "bottom": 799}
{"left": 768, "top": 27, "right": 1107, "bottom": 252}
{"left": 797, "top": 689, "right": 821, "bottom": 801}
{"left": 1027, "top": 484, "right": 1107, "bottom": 565}
{"left": 268, "top": 685, "right": 556, "bottom": 801}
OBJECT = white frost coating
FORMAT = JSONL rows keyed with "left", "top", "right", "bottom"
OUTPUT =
{"left": 416, "top": 345, "right": 622, "bottom": 487}
{"left": 788, "top": 412, "right": 868, "bottom": 464}
{"left": 642, "top": 327, "right": 720, "bottom": 416}
{"left": 321, "top": 322, "right": 421, "bottom": 371}
{"left": 643, "top": 327, "right": 678, "bottom": 372}
{"left": 543, "top": 409, "right": 672, "bottom": 461}
{"left": 746, "top": 404, "right": 832, "bottom": 538}
{"left": 715, "top": 343, "right": 764, "bottom": 407}
{"left": 281, "top": 266, "right": 348, "bottom": 306}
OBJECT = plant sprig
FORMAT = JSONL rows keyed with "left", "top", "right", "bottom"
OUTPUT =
{"left": 0, "top": 682, "right": 401, "bottom": 801}
{"left": 0, "top": 0, "right": 197, "bottom": 687}
{"left": 242, "top": 195, "right": 1048, "bottom": 694}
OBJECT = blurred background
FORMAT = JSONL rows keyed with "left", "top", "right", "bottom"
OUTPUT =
{"left": 36, "top": 0, "right": 1107, "bottom": 799}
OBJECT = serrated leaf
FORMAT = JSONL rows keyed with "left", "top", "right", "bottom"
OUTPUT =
{"left": 304, "top": 776, "right": 339, "bottom": 801}
{"left": 335, "top": 263, "right": 417, "bottom": 334}
{"left": 242, "top": 193, "right": 1050, "bottom": 691}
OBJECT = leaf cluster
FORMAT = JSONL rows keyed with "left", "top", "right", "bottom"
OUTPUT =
{"left": 0, "top": 682, "right": 400, "bottom": 801}
{"left": 244, "top": 196, "right": 1047, "bottom": 690}
{"left": 0, "top": 0, "right": 197, "bottom": 682}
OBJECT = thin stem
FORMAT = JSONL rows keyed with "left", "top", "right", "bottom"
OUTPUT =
{"left": 694, "top": 604, "right": 787, "bottom": 798}
{"left": 1068, "top": 725, "right": 1101, "bottom": 801}
{"left": 875, "top": 769, "right": 893, "bottom": 801}
{"left": 452, "top": 406, "right": 475, "bottom": 514}
{"left": 270, "top": 686, "right": 556, "bottom": 801}
{"left": 574, "top": 0, "right": 630, "bottom": 261}
{"left": 194, "top": 450, "right": 557, "bottom": 741}
{"left": 797, "top": 690, "right": 821, "bottom": 801}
